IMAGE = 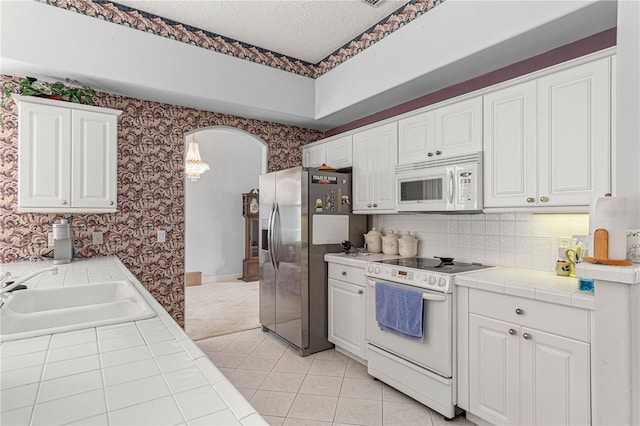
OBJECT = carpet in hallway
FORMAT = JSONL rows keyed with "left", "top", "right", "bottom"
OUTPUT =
{"left": 185, "top": 279, "right": 260, "bottom": 341}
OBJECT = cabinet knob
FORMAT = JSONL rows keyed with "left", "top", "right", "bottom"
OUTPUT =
{"left": 367, "top": 204, "right": 372, "bottom": 208}
{"left": 373, "top": 203, "right": 378, "bottom": 208}
{"left": 341, "top": 271, "right": 347, "bottom": 276}
{"left": 508, "top": 329, "right": 516, "bottom": 336}
{"left": 540, "top": 196, "right": 549, "bottom": 203}
{"left": 109, "top": 201, "right": 114, "bottom": 205}
{"left": 435, "top": 150, "right": 442, "bottom": 155}
{"left": 523, "top": 332, "right": 532, "bottom": 340}
{"left": 62, "top": 200, "right": 67, "bottom": 205}
{"left": 526, "top": 197, "right": 534, "bottom": 203}
{"left": 515, "top": 308, "right": 523, "bottom": 315}
{"left": 357, "top": 289, "right": 363, "bottom": 294}
{"left": 427, "top": 152, "right": 434, "bottom": 157}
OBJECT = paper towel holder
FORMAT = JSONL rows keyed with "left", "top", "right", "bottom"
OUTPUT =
{"left": 584, "top": 229, "right": 633, "bottom": 265}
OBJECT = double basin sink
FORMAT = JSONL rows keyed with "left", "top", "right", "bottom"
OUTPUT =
{"left": 0, "top": 280, "right": 156, "bottom": 342}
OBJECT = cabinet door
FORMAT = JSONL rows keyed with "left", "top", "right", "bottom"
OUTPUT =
{"left": 18, "top": 102, "right": 72, "bottom": 209}
{"left": 371, "top": 122, "right": 398, "bottom": 211}
{"left": 398, "top": 110, "right": 436, "bottom": 164}
{"left": 483, "top": 81, "right": 538, "bottom": 208}
{"left": 436, "top": 96, "right": 483, "bottom": 157}
{"left": 328, "top": 278, "right": 366, "bottom": 360}
{"left": 326, "top": 135, "right": 352, "bottom": 169}
{"left": 303, "top": 144, "right": 326, "bottom": 168}
{"left": 469, "top": 314, "right": 520, "bottom": 425}
{"left": 71, "top": 110, "right": 118, "bottom": 209}
{"left": 537, "top": 58, "right": 611, "bottom": 206}
{"left": 352, "top": 130, "right": 373, "bottom": 212}
{"left": 520, "top": 328, "right": 591, "bottom": 426}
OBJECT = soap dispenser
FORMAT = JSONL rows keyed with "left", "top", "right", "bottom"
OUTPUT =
{"left": 53, "top": 219, "right": 73, "bottom": 264}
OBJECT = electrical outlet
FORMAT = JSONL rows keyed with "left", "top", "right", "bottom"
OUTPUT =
{"left": 157, "top": 230, "right": 166, "bottom": 243}
{"left": 92, "top": 232, "right": 104, "bottom": 245}
{"left": 222, "top": 259, "right": 229, "bottom": 267}
{"left": 557, "top": 237, "right": 572, "bottom": 249}
{"left": 48, "top": 232, "right": 54, "bottom": 247}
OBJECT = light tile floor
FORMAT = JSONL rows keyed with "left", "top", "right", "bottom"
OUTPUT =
{"left": 196, "top": 328, "right": 475, "bottom": 426}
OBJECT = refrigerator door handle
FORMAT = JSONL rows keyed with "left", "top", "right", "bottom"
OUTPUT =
{"left": 274, "top": 202, "right": 281, "bottom": 269}
{"left": 268, "top": 203, "right": 276, "bottom": 269}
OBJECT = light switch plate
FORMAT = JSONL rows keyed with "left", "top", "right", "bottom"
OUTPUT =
{"left": 157, "top": 230, "right": 166, "bottom": 243}
{"left": 92, "top": 232, "right": 104, "bottom": 245}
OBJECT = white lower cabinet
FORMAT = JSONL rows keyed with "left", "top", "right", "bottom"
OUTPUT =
{"left": 327, "top": 263, "right": 366, "bottom": 360}
{"left": 465, "top": 290, "right": 591, "bottom": 425}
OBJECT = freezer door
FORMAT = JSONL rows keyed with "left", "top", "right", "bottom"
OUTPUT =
{"left": 274, "top": 167, "right": 304, "bottom": 349}
{"left": 259, "top": 172, "right": 276, "bottom": 332}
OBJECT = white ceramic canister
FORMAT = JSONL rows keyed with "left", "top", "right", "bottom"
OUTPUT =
{"left": 398, "top": 232, "right": 418, "bottom": 257}
{"left": 627, "top": 229, "right": 640, "bottom": 263}
{"left": 382, "top": 230, "right": 399, "bottom": 255}
{"left": 364, "top": 227, "right": 382, "bottom": 253}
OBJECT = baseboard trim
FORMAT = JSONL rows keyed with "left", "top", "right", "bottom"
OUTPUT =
{"left": 202, "top": 273, "right": 242, "bottom": 283}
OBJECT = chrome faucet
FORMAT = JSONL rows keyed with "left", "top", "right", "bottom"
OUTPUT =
{"left": 0, "top": 265, "right": 58, "bottom": 295}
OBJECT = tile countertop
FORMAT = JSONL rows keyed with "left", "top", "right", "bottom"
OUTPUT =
{"left": 455, "top": 267, "right": 596, "bottom": 311}
{"left": 0, "top": 256, "right": 267, "bottom": 426}
{"left": 324, "top": 252, "right": 407, "bottom": 268}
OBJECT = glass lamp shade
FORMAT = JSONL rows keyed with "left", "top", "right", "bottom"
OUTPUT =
{"left": 185, "top": 138, "right": 210, "bottom": 181}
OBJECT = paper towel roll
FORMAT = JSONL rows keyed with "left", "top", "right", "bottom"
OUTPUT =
{"left": 589, "top": 195, "right": 627, "bottom": 260}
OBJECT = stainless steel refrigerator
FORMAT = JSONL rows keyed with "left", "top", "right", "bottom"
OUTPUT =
{"left": 259, "top": 166, "right": 366, "bottom": 356}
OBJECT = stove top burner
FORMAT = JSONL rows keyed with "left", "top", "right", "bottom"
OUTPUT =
{"left": 377, "top": 257, "right": 493, "bottom": 274}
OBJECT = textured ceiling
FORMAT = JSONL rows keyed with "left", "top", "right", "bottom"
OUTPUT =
{"left": 111, "top": 0, "right": 411, "bottom": 64}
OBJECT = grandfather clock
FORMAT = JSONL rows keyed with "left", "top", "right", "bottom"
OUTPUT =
{"left": 239, "top": 192, "right": 260, "bottom": 281}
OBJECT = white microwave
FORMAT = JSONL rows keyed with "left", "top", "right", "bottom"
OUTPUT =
{"left": 395, "top": 153, "right": 483, "bottom": 212}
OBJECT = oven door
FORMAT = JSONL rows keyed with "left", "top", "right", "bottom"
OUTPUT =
{"left": 366, "top": 278, "right": 453, "bottom": 378}
{"left": 396, "top": 166, "right": 455, "bottom": 212}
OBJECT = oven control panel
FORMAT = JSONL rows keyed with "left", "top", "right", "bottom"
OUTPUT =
{"left": 365, "top": 263, "right": 451, "bottom": 293}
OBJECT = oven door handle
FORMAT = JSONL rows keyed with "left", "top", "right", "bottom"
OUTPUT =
{"left": 367, "top": 279, "right": 446, "bottom": 302}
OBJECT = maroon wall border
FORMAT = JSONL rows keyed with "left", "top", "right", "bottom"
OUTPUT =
{"left": 326, "top": 28, "right": 617, "bottom": 137}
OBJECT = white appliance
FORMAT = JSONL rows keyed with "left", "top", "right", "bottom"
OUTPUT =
{"left": 365, "top": 257, "right": 493, "bottom": 419}
{"left": 395, "top": 152, "right": 482, "bottom": 212}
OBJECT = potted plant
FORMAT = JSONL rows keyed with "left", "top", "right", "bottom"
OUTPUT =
{"left": 1, "top": 77, "right": 97, "bottom": 118}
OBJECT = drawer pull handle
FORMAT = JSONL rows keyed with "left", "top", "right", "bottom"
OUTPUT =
{"left": 526, "top": 197, "right": 535, "bottom": 203}
{"left": 341, "top": 271, "right": 347, "bottom": 276}
{"left": 373, "top": 203, "right": 378, "bottom": 208}
{"left": 540, "top": 196, "right": 549, "bottom": 203}
{"left": 515, "top": 308, "right": 523, "bottom": 315}
{"left": 357, "top": 289, "right": 363, "bottom": 294}
{"left": 367, "top": 204, "right": 372, "bottom": 208}
{"left": 508, "top": 329, "right": 516, "bottom": 336}
{"left": 523, "top": 332, "right": 532, "bottom": 340}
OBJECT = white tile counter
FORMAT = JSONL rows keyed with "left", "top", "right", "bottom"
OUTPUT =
{"left": 0, "top": 256, "right": 267, "bottom": 426}
{"left": 455, "top": 267, "right": 596, "bottom": 310}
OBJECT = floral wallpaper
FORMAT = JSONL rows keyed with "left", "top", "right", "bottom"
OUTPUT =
{"left": 0, "top": 74, "right": 323, "bottom": 326}
{"left": 40, "top": 0, "right": 443, "bottom": 78}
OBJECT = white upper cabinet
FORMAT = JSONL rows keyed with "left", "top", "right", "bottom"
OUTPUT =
{"left": 537, "top": 58, "right": 611, "bottom": 206}
{"left": 483, "top": 81, "right": 538, "bottom": 208}
{"left": 484, "top": 57, "right": 611, "bottom": 208}
{"left": 398, "top": 96, "right": 482, "bottom": 164}
{"left": 352, "top": 122, "right": 397, "bottom": 213}
{"left": 15, "top": 95, "right": 121, "bottom": 213}
{"left": 302, "top": 135, "right": 352, "bottom": 169}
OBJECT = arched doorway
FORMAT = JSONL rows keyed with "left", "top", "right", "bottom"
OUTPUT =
{"left": 184, "top": 126, "right": 267, "bottom": 340}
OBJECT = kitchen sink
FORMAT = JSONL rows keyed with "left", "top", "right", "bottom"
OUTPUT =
{"left": 0, "top": 280, "right": 156, "bottom": 341}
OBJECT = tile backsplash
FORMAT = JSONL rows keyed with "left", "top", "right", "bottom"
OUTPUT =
{"left": 374, "top": 213, "right": 589, "bottom": 272}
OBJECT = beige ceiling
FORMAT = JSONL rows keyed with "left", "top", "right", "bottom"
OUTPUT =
{"left": 112, "top": 0, "right": 411, "bottom": 64}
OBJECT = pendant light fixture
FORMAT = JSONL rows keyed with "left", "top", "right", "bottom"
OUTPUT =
{"left": 185, "top": 133, "right": 210, "bottom": 181}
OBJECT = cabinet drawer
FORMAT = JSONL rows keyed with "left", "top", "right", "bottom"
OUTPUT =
{"left": 468, "top": 289, "right": 590, "bottom": 342}
{"left": 328, "top": 263, "right": 365, "bottom": 286}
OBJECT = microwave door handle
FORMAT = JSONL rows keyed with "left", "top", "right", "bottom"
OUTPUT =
{"left": 447, "top": 170, "right": 455, "bottom": 206}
